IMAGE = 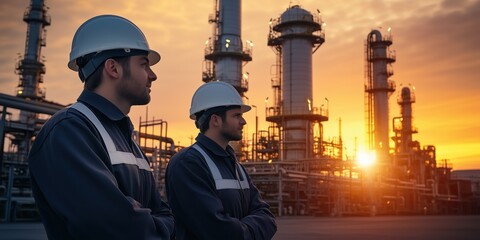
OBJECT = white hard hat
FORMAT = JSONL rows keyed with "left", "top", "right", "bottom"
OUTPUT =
{"left": 189, "top": 81, "right": 251, "bottom": 120}
{"left": 68, "top": 15, "right": 160, "bottom": 79}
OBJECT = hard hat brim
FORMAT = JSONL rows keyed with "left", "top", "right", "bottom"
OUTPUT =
{"left": 190, "top": 104, "right": 251, "bottom": 120}
{"left": 68, "top": 49, "right": 161, "bottom": 71}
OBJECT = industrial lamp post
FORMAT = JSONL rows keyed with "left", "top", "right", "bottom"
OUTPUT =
{"left": 252, "top": 105, "right": 258, "bottom": 161}
{"left": 325, "top": 97, "right": 329, "bottom": 116}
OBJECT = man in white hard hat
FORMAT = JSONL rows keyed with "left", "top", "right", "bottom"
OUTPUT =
{"left": 165, "top": 81, "right": 277, "bottom": 239}
{"left": 28, "top": 15, "right": 174, "bottom": 239}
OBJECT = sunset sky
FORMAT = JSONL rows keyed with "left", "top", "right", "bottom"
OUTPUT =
{"left": 1, "top": 0, "right": 479, "bottom": 170}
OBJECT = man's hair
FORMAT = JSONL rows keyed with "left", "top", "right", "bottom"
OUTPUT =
{"left": 197, "top": 110, "right": 227, "bottom": 133}
{"left": 77, "top": 54, "right": 131, "bottom": 90}
{"left": 196, "top": 105, "right": 242, "bottom": 133}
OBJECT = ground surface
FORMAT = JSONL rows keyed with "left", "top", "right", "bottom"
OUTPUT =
{"left": 0, "top": 215, "right": 479, "bottom": 239}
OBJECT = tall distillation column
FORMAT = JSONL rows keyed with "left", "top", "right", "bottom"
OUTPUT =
{"left": 392, "top": 86, "right": 422, "bottom": 181}
{"left": 393, "top": 86, "right": 417, "bottom": 154}
{"left": 203, "top": 0, "right": 252, "bottom": 96}
{"left": 267, "top": 5, "right": 327, "bottom": 161}
{"left": 364, "top": 29, "right": 396, "bottom": 165}
{"left": 14, "top": 0, "right": 51, "bottom": 159}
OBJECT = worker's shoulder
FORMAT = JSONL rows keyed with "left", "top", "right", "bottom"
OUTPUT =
{"left": 168, "top": 146, "right": 204, "bottom": 167}
{"left": 41, "top": 107, "right": 91, "bottom": 131}
{"left": 34, "top": 107, "right": 98, "bottom": 145}
{"left": 28, "top": 107, "right": 94, "bottom": 156}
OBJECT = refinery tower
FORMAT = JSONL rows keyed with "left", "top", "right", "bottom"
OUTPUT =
{"left": 202, "top": 0, "right": 253, "bottom": 96}
{"left": 267, "top": 5, "right": 327, "bottom": 161}
{"left": 364, "top": 29, "right": 396, "bottom": 165}
{"left": 13, "top": 0, "right": 51, "bottom": 160}
{"left": 201, "top": 0, "right": 253, "bottom": 157}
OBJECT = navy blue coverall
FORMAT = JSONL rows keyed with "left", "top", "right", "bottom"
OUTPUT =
{"left": 28, "top": 90, "right": 175, "bottom": 239}
{"left": 165, "top": 133, "right": 277, "bottom": 240}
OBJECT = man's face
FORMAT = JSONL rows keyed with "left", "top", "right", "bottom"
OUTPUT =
{"left": 117, "top": 55, "right": 157, "bottom": 106}
{"left": 219, "top": 108, "right": 246, "bottom": 141}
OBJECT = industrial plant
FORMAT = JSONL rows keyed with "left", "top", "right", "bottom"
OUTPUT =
{"left": 1, "top": 0, "right": 479, "bottom": 222}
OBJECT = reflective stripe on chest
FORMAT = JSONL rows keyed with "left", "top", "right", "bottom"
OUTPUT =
{"left": 192, "top": 144, "right": 249, "bottom": 190}
{"left": 70, "top": 102, "right": 151, "bottom": 171}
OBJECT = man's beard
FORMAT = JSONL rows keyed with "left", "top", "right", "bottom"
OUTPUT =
{"left": 220, "top": 125, "right": 242, "bottom": 141}
{"left": 118, "top": 76, "right": 151, "bottom": 106}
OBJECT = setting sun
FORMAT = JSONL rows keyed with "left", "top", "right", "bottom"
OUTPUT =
{"left": 357, "top": 150, "right": 376, "bottom": 169}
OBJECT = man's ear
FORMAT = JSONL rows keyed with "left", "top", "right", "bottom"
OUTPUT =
{"left": 210, "top": 114, "right": 222, "bottom": 128}
{"left": 104, "top": 59, "right": 121, "bottom": 79}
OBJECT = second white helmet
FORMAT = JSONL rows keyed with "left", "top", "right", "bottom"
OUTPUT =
{"left": 190, "top": 81, "right": 251, "bottom": 120}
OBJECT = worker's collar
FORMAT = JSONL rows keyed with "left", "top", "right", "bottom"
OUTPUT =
{"left": 77, "top": 90, "right": 127, "bottom": 121}
{"left": 195, "top": 133, "right": 235, "bottom": 158}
